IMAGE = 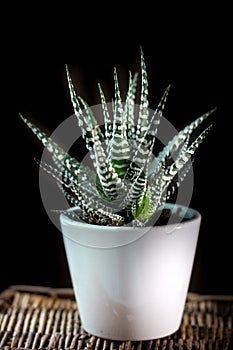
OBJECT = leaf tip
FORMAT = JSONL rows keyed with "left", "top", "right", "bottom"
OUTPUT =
{"left": 34, "top": 157, "right": 41, "bottom": 166}
{"left": 19, "top": 112, "right": 26, "bottom": 123}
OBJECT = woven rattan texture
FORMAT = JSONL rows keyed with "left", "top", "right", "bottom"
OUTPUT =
{"left": 0, "top": 286, "right": 232, "bottom": 350}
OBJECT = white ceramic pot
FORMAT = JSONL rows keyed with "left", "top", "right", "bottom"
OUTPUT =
{"left": 60, "top": 203, "right": 201, "bottom": 341}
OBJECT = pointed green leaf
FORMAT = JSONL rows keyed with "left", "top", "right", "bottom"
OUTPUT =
{"left": 109, "top": 68, "right": 131, "bottom": 178}
{"left": 136, "top": 48, "right": 149, "bottom": 143}
{"left": 98, "top": 83, "right": 112, "bottom": 151}
{"left": 149, "top": 108, "right": 216, "bottom": 176}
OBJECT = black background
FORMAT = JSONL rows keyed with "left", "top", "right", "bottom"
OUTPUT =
{"left": 1, "top": 12, "right": 232, "bottom": 295}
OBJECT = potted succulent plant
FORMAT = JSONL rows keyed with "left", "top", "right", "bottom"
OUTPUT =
{"left": 20, "top": 50, "right": 215, "bottom": 341}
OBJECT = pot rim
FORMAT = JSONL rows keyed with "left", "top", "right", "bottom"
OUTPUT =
{"left": 60, "top": 203, "right": 201, "bottom": 249}
{"left": 60, "top": 202, "right": 201, "bottom": 230}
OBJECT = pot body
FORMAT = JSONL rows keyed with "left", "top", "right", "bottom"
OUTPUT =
{"left": 60, "top": 204, "right": 201, "bottom": 341}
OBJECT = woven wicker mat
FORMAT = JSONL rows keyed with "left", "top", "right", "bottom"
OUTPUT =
{"left": 0, "top": 286, "right": 232, "bottom": 350}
